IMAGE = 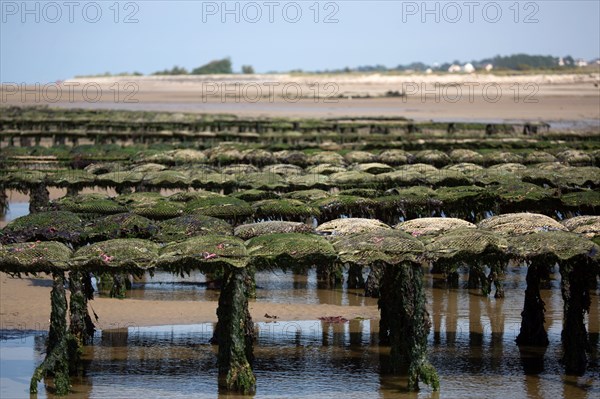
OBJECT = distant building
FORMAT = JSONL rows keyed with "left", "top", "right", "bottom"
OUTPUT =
{"left": 484, "top": 63, "right": 494, "bottom": 72}
{"left": 448, "top": 64, "right": 462, "bottom": 73}
{"left": 558, "top": 57, "right": 565, "bottom": 67}
{"left": 463, "top": 63, "right": 475, "bottom": 73}
{"left": 575, "top": 59, "right": 588, "bottom": 67}
{"left": 425, "top": 68, "right": 433, "bottom": 74}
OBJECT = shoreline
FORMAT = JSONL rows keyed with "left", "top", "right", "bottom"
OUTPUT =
{"left": 0, "top": 273, "right": 380, "bottom": 332}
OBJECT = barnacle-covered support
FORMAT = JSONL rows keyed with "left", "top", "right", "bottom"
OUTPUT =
{"left": 516, "top": 259, "right": 550, "bottom": 347}
{"left": 469, "top": 257, "right": 507, "bottom": 298}
{"left": 68, "top": 271, "right": 96, "bottom": 348}
{"left": 316, "top": 262, "right": 343, "bottom": 288}
{"left": 96, "top": 272, "right": 129, "bottom": 298}
{"left": 559, "top": 257, "right": 595, "bottom": 375}
{"left": 467, "top": 261, "right": 487, "bottom": 290}
{"left": 29, "top": 182, "right": 50, "bottom": 213}
{"left": 216, "top": 266, "right": 256, "bottom": 394}
{"left": 30, "top": 272, "right": 72, "bottom": 395}
{"left": 110, "top": 273, "right": 129, "bottom": 298}
{"left": 364, "top": 263, "right": 384, "bottom": 297}
{"left": 504, "top": 229, "right": 599, "bottom": 376}
{"left": 430, "top": 258, "right": 460, "bottom": 287}
{"left": 488, "top": 259, "right": 506, "bottom": 298}
{"left": 331, "top": 228, "right": 437, "bottom": 391}
{"left": 346, "top": 263, "right": 365, "bottom": 289}
{"left": 66, "top": 186, "right": 80, "bottom": 197}
{"left": 380, "top": 262, "right": 439, "bottom": 391}
{"left": 155, "top": 234, "right": 254, "bottom": 392}
{"left": 0, "top": 184, "right": 7, "bottom": 216}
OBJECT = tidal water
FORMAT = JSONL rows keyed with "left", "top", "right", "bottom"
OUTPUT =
{"left": 1, "top": 269, "right": 598, "bottom": 399}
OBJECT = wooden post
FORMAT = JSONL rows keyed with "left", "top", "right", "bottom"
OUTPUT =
{"left": 30, "top": 273, "right": 71, "bottom": 395}
{"left": 0, "top": 185, "right": 7, "bottom": 216}
{"left": 380, "top": 262, "right": 439, "bottom": 391}
{"left": 29, "top": 183, "right": 50, "bottom": 214}
{"left": 347, "top": 264, "right": 365, "bottom": 289}
{"left": 516, "top": 260, "right": 549, "bottom": 347}
{"left": 216, "top": 267, "right": 256, "bottom": 394}
{"left": 559, "top": 259, "right": 593, "bottom": 375}
{"left": 69, "top": 271, "right": 95, "bottom": 347}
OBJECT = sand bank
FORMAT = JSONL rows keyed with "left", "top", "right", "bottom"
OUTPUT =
{"left": 0, "top": 274, "right": 379, "bottom": 331}
{"left": 2, "top": 73, "right": 599, "bottom": 123}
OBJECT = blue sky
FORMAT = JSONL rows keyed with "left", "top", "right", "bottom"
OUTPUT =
{"left": 1, "top": 0, "right": 599, "bottom": 82}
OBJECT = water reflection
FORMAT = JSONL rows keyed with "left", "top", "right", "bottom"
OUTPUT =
{"left": 2, "top": 287, "right": 597, "bottom": 399}
{"left": 125, "top": 270, "right": 378, "bottom": 307}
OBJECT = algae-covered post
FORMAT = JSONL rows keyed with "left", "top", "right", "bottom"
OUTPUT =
{"left": 332, "top": 228, "right": 439, "bottom": 391}
{"left": 506, "top": 229, "right": 599, "bottom": 375}
{"left": 69, "top": 271, "right": 95, "bottom": 348}
{"left": 216, "top": 267, "right": 256, "bottom": 394}
{"left": 346, "top": 263, "right": 365, "bottom": 289}
{"left": 30, "top": 272, "right": 72, "bottom": 395}
{"left": 516, "top": 259, "right": 550, "bottom": 347}
{"left": 364, "top": 263, "right": 384, "bottom": 297}
{"left": 380, "top": 262, "right": 440, "bottom": 391}
{"left": 29, "top": 182, "right": 50, "bottom": 213}
{"left": 559, "top": 257, "right": 595, "bottom": 375}
{"left": 0, "top": 184, "right": 7, "bottom": 216}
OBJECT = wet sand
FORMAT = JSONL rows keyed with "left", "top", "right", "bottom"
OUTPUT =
{"left": 0, "top": 273, "right": 380, "bottom": 331}
{"left": 2, "top": 73, "right": 599, "bottom": 123}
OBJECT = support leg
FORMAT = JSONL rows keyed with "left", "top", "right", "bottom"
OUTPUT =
{"left": 381, "top": 263, "right": 439, "bottom": 391}
{"left": 30, "top": 273, "right": 72, "bottom": 395}
{"left": 29, "top": 183, "right": 50, "bottom": 214}
{"left": 216, "top": 267, "right": 256, "bottom": 394}
{"left": 365, "top": 263, "right": 384, "bottom": 298}
{"left": 560, "top": 260, "right": 592, "bottom": 375}
{"left": 69, "top": 271, "right": 95, "bottom": 347}
{"left": 347, "top": 264, "right": 365, "bottom": 289}
{"left": 516, "top": 261, "right": 549, "bottom": 346}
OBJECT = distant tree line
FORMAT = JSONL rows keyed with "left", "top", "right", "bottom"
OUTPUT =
{"left": 151, "top": 58, "right": 258, "bottom": 75}
{"left": 77, "top": 53, "right": 593, "bottom": 78}
{"left": 477, "top": 54, "right": 565, "bottom": 70}
{"left": 311, "top": 54, "right": 588, "bottom": 74}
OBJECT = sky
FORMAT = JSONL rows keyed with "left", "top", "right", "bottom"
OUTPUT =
{"left": 1, "top": 0, "right": 599, "bottom": 82}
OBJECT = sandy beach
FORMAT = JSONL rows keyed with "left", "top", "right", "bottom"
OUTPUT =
{"left": 2, "top": 73, "right": 599, "bottom": 123}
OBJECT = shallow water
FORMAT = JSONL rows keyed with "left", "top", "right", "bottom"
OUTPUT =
{"left": 0, "top": 202, "right": 29, "bottom": 228}
{"left": 1, "top": 269, "right": 598, "bottom": 399}
{"left": 127, "top": 269, "right": 376, "bottom": 307}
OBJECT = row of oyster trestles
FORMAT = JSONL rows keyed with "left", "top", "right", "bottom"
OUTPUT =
{"left": 87, "top": 148, "right": 600, "bottom": 166}
{"left": 1, "top": 214, "right": 598, "bottom": 270}
{"left": 0, "top": 211, "right": 600, "bottom": 256}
